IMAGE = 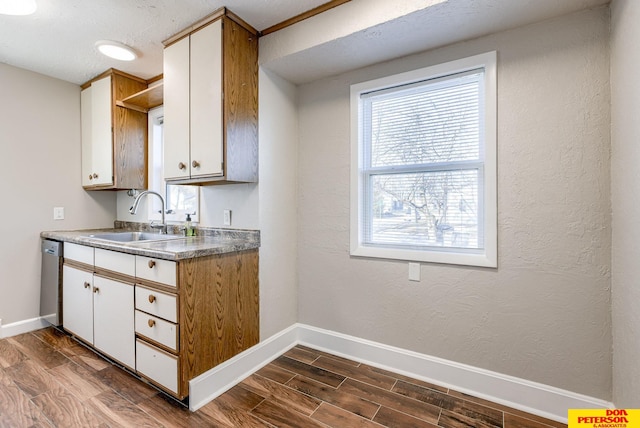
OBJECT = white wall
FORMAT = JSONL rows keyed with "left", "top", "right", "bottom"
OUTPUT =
{"left": 610, "top": 0, "right": 640, "bottom": 408}
{"left": 0, "top": 63, "right": 116, "bottom": 325}
{"left": 297, "top": 7, "right": 612, "bottom": 400}
{"left": 257, "top": 69, "right": 299, "bottom": 338}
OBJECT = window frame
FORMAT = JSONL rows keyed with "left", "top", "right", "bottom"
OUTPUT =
{"left": 350, "top": 52, "right": 497, "bottom": 268}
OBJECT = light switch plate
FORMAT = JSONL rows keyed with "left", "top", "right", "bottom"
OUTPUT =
{"left": 409, "top": 262, "right": 421, "bottom": 281}
{"left": 53, "top": 207, "right": 65, "bottom": 220}
{"left": 223, "top": 209, "right": 231, "bottom": 226}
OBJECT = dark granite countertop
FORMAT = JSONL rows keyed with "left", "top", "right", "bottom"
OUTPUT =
{"left": 40, "top": 224, "right": 260, "bottom": 261}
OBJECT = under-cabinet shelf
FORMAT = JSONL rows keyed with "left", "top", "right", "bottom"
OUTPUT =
{"left": 116, "top": 82, "right": 163, "bottom": 113}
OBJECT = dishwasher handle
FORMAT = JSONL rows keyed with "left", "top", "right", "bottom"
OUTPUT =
{"left": 41, "top": 240, "right": 62, "bottom": 257}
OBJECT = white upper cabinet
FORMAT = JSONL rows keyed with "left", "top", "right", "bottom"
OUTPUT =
{"left": 189, "top": 19, "right": 224, "bottom": 179}
{"left": 162, "top": 11, "right": 259, "bottom": 185}
{"left": 80, "top": 69, "right": 149, "bottom": 190}
{"left": 163, "top": 35, "right": 191, "bottom": 180}
{"left": 81, "top": 76, "right": 113, "bottom": 187}
{"left": 163, "top": 19, "right": 224, "bottom": 181}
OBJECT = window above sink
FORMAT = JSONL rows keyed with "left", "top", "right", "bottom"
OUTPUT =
{"left": 148, "top": 106, "right": 200, "bottom": 223}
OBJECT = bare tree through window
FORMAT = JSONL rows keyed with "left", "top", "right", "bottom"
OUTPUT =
{"left": 363, "top": 71, "right": 484, "bottom": 249}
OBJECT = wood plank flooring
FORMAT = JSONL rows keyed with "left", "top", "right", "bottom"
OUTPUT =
{"left": 0, "top": 327, "right": 567, "bottom": 427}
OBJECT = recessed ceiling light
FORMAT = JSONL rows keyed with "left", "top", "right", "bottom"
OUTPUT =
{"left": 0, "top": 0, "right": 37, "bottom": 15}
{"left": 95, "top": 40, "right": 138, "bottom": 61}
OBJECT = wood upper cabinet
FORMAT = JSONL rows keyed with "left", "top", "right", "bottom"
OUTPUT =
{"left": 81, "top": 69, "right": 148, "bottom": 190}
{"left": 163, "top": 9, "right": 259, "bottom": 185}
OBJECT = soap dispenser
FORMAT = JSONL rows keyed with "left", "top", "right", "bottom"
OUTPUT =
{"left": 185, "top": 213, "right": 195, "bottom": 236}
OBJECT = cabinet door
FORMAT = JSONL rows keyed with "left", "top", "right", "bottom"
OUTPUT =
{"left": 93, "top": 276, "right": 135, "bottom": 369}
{"left": 80, "top": 87, "right": 93, "bottom": 187}
{"left": 163, "top": 36, "right": 191, "bottom": 180}
{"left": 62, "top": 265, "right": 94, "bottom": 343}
{"left": 90, "top": 76, "right": 114, "bottom": 186}
{"left": 190, "top": 19, "right": 224, "bottom": 178}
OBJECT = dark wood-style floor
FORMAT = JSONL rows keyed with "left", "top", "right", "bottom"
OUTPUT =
{"left": 0, "top": 327, "right": 567, "bottom": 428}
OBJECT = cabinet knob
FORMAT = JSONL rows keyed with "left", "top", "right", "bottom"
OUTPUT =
{"left": 88, "top": 174, "right": 93, "bottom": 180}
{"left": 148, "top": 319, "right": 156, "bottom": 328}
{"left": 178, "top": 162, "right": 186, "bottom": 170}
{"left": 148, "top": 295, "right": 156, "bottom": 303}
{"left": 92, "top": 173, "right": 99, "bottom": 179}
{"left": 84, "top": 281, "right": 91, "bottom": 289}
{"left": 148, "top": 260, "right": 156, "bottom": 268}
{"left": 93, "top": 287, "right": 99, "bottom": 294}
{"left": 192, "top": 160, "right": 200, "bottom": 168}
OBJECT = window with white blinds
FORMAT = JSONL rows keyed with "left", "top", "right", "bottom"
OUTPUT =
{"left": 350, "top": 52, "right": 497, "bottom": 267}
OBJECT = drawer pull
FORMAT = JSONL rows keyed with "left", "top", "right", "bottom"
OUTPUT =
{"left": 148, "top": 260, "right": 156, "bottom": 268}
{"left": 148, "top": 319, "right": 156, "bottom": 328}
{"left": 148, "top": 295, "right": 156, "bottom": 303}
{"left": 83, "top": 281, "right": 91, "bottom": 289}
{"left": 93, "top": 287, "right": 100, "bottom": 294}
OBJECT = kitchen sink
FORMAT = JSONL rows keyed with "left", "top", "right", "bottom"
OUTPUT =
{"left": 87, "top": 231, "right": 183, "bottom": 243}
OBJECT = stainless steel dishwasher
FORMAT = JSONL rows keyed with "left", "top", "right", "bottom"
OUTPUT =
{"left": 40, "top": 239, "right": 63, "bottom": 326}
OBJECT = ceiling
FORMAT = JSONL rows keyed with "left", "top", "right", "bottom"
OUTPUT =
{"left": 0, "top": 0, "right": 329, "bottom": 85}
{"left": 0, "top": 0, "right": 612, "bottom": 87}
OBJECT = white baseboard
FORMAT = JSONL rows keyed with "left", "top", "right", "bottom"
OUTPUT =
{"left": 0, "top": 316, "right": 51, "bottom": 339}
{"left": 190, "top": 323, "right": 613, "bottom": 422}
{"left": 189, "top": 323, "right": 299, "bottom": 411}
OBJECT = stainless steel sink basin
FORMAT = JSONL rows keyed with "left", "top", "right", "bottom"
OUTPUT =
{"left": 87, "top": 231, "right": 183, "bottom": 243}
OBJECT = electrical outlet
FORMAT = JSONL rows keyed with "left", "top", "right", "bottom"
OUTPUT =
{"left": 53, "top": 207, "right": 65, "bottom": 220}
{"left": 223, "top": 209, "right": 231, "bottom": 226}
{"left": 409, "top": 262, "right": 421, "bottom": 281}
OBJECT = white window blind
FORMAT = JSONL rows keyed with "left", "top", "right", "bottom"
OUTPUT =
{"left": 362, "top": 71, "right": 484, "bottom": 250}
{"left": 350, "top": 52, "right": 497, "bottom": 267}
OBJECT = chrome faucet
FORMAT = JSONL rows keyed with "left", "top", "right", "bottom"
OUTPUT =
{"left": 129, "top": 190, "right": 166, "bottom": 234}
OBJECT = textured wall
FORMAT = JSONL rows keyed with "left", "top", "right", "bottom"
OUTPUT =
{"left": 257, "top": 69, "right": 299, "bottom": 338}
{"left": 0, "top": 63, "right": 116, "bottom": 325}
{"left": 297, "top": 7, "right": 612, "bottom": 399}
{"left": 611, "top": 0, "right": 640, "bottom": 408}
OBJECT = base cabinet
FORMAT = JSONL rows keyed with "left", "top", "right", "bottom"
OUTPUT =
{"left": 93, "top": 275, "right": 135, "bottom": 369}
{"left": 62, "top": 265, "right": 94, "bottom": 344}
{"left": 136, "top": 339, "right": 179, "bottom": 394}
{"left": 62, "top": 242, "right": 259, "bottom": 400}
{"left": 63, "top": 245, "right": 135, "bottom": 370}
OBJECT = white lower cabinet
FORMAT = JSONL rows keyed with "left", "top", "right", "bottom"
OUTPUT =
{"left": 136, "top": 339, "right": 179, "bottom": 394}
{"left": 62, "top": 265, "right": 94, "bottom": 344}
{"left": 135, "top": 311, "right": 177, "bottom": 351}
{"left": 93, "top": 275, "right": 135, "bottom": 369}
{"left": 63, "top": 247, "right": 135, "bottom": 370}
{"left": 61, "top": 241, "right": 258, "bottom": 401}
{"left": 135, "top": 285, "right": 177, "bottom": 323}
{"left": 64, "top": 244, "right": 179, "bottom": 394}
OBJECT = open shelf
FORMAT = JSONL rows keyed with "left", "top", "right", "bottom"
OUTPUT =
{"left": 116, "top": 82, "right": 163, "bottom": 113}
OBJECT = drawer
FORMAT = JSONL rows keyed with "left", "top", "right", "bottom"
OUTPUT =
{"left": 136, "top": 256, "right": 176, "bottom": 287}
{"left": 64, "top": 243, "right": 94, "bottom": 265}
{"left": 135, "top": 286, "right": 177, "bottom": 323}
{"left": 135, "top": 310, "right": 178, "bottom": 351}
{"left": 136, "top": 339, "right": 178, "bottom": 394}
{"left": 95, "top": 248, "right": 135, "bottom": 277}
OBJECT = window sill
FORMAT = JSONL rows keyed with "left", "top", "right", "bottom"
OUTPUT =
{"left": 350, "top": 244, "right": 497, "bottom": 268}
